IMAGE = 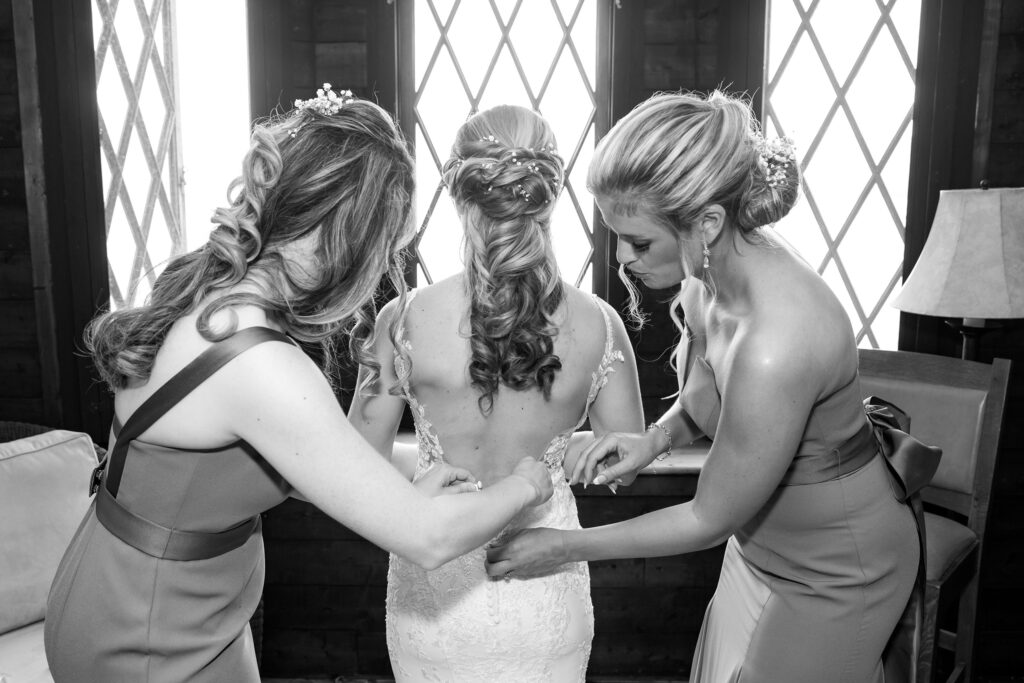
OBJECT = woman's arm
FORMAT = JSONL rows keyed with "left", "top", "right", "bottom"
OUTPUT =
{"left": 568, "top": 299, "right": 706, "bottom": 486}
{"left": 572, "top": 400, "right": 704, "bottom": 487}
{"left": 224, "top": 341, "right": 550, "bottom": 571}
{"left": 486, "top": 326, "right": 821, "bottom": 574}
{"left": 348, "top": 299, "right": 407, "bottom": 463}
{"left": 563, "top": 300, "right": 645, "bottom": 480}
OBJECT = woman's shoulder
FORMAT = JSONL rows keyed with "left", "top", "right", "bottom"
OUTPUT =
{"left": 743, "top": 267, "right": 856, "bottom": 385}
{"left": 558, "top": 285, "right": 631, "bottom": 355}
{"left": 401, "top": 275, "right": 465, "bottom": 314}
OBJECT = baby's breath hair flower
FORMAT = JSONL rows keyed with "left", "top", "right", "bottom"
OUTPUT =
{"left": 756, "top": 136, "right": 796, "bottom": 189}
{"left": 293, "top": 83, "right": 355, "bottom": 116}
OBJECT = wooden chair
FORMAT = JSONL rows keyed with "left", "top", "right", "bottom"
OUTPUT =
{"left": 858, "top": 350, "right": 1011, "bottom": 683}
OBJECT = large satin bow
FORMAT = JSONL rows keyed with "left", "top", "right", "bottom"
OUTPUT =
{"left": 864, "top": 397, "right": 943, "bottom": 503}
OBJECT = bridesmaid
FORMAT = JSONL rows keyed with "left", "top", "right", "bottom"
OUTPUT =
{"left": 485, "top": 90, "right": 921, "bottom": 683}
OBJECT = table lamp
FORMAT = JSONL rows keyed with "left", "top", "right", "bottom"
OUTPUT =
{"left": 893, "top": 186, "right": 1024, "bottom": 360}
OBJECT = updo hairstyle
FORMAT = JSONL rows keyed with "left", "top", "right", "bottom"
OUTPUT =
{"left": 588, "top": 90, "right": 800, "bottom": 322}
{"left": 439, "top": 104, "right": 567, "bottom": 414}
{"left": 87, "top": 95, "right": 416, "bottom": 390}
{"left": 588, "top": 90, "right": 800, "bottom": 236}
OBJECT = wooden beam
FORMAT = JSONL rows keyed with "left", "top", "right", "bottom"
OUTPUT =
{"left": 15, "top": 0, "right": 110, "bottom": 439}
{"left": 12, "top": 0, "right": 59, "bottom": 424}
{"left": 972, "top": 0, "right": 1003, "bottom": 186}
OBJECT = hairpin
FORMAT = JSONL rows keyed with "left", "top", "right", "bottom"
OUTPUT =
{"left": 289, "top": 83, "right": 355, "bottom": 137}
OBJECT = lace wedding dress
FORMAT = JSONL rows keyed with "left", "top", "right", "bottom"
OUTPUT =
{"left": 385, "top": 293, "right": 624, "bottom": 683}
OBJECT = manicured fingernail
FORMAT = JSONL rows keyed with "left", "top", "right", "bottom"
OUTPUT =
{"left": 593, "top": 474, "right": 607, "bottom": 486}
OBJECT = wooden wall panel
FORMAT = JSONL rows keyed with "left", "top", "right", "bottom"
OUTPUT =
{"left": 0, "top": 0, "right": 41, "bottom": 423}
{"left": 944, "top": 1, "right": 1024, "bottom": 678}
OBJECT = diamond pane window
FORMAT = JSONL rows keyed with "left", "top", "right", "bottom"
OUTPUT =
{"left": 93, "top": 0, "right": 184, "bottom": 310}
{"left": 411, "top": 0, "right": 598, "bottom": 290}
{"left": 94, "top": 0, "right": 249, "bottom": 310}
{"left": 764, "top": 0, "right": 922, "bottom": 348}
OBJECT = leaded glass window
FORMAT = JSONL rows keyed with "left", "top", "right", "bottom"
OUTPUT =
{"left": 93, "top": 0, "right": 184, "bottom": 309}
{"left": 409, "top": 0, "right": 600, "bottom": 290}
{"left": 764, "top": 0, "right": 922, "bottom": 348}
{"left": 93, "top": 0, "right": 249, "bottom": 310}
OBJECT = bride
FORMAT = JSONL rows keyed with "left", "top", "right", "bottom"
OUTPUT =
{"left": 349, "top": 104, "right": 644, "bottom": 682}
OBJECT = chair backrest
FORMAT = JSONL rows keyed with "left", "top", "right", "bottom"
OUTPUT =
{"left": 857, "top": 350, "right": 1011, "bottom": 539}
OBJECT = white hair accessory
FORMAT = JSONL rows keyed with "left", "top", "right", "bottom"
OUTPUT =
{"left": 294, "top": 83, "right": 354, "bottom": 115}
{"left": 757, "top": 136, "right": 796, "bottom": 189}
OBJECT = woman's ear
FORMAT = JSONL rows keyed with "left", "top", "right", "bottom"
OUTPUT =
{"left": 700, "top": 204, "right": 727, "bottom": 245}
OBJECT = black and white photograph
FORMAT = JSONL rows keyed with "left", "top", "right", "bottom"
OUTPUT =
{"left": 0, "top": 1, "right": 1021, "bottom": 682}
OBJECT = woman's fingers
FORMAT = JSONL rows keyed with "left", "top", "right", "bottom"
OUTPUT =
{"left": 592, "top": 458, "right": 634, "bottom": 486}
{"left": 484, "top": 557, "right": 513, "bottom": 579}
{"left": 443, "top": 481, "right": 483, "bottom": 495}
{"left": 444, "top": 466, "right": 477, "bottom": 486}
{"left": 582, "top": 440, "right": 623, "bottom": 485}
{"left": 571, "top": 436, "right": 617, "bottom": 485}
{"left": 484, "top": 536, "right": 517, "bottom": 577}
{"left": 570, "top": 437, "right": 603, "bottom": 484}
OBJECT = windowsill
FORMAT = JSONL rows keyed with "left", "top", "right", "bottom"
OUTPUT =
{"left": 393, "top": 433, "right": 711, "bottom": 476}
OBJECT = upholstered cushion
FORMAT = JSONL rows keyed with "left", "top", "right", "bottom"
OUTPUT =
{"left": 0, "top": 620, "right": 51, "bottom": 682}
{"left": 925, "top": 511, "right": 978, "bottom": 583}
{"left": 0, "top": 430, "right": 97, "bottom": 635}
{"left": 859, "top": 376, "right": 986, "bottom": 495}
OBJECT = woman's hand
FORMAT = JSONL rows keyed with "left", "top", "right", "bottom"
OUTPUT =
{"left": 484, "top": 527, "right": 569, "bottom": 579}
{"left": 509, "top": 456, "right": 554, "bottom": 507}
{"left": 414, "top": 463, "right": 482, "bottom": 496}
{"left": 569, "top": 430, "right": 662, "bottom": 487}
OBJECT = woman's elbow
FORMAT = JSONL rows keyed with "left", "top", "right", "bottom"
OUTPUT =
{"left": 689, "top": 506, "right": 739, "bottom": 550}
{"left": 400, "top": 526, "right": 458, "bottom": 571}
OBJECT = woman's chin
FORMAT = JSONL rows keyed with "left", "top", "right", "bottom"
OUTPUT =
{"left": 636, "top": 275, "right": 678, "bottom": 291}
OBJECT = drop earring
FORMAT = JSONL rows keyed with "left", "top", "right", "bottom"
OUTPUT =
{"left": 702, "top": 236, "right": 711, "bottom": 270}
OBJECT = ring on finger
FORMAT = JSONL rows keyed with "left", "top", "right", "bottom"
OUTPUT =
{"left": 503, "top": 570, "right": 513, "bottom": 583}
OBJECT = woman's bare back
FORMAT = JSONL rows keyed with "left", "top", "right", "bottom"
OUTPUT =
{"left": 397, "top": 275, "right": 624, "bottom": 485}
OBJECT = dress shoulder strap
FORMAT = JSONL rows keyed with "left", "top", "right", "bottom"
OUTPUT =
{"left": 392, "top": 290, "right": 419, "bottom": 396}
{"left": 99, "top": 327, "right": 294, "bottom": 498}
{"left": 393, "top": 289, "right": 418, "bottom": 351}
{"left": 593, "top": 293, "right": 615, "bottom": 361}
{"left": 574, "top": 294, "right": 626, "bottom": 431}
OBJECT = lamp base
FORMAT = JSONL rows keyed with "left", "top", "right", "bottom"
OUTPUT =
{"left": 943, "top": 318, "right": 1002, "bottom": 360}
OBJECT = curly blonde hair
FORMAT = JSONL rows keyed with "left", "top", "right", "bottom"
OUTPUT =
{"left": 87, "top": 98, "right": 416, "bottom": 390}
{"left": 440, "top": 105, "right": 566, "bottom": 414}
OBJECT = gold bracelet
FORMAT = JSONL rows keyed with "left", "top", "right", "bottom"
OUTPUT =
{"left": 646, "top": 422, "right": 672, "bottom": 461}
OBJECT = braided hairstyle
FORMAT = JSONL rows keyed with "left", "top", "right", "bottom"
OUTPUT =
{"left": 87, "top": 96, "right": 416, "bottom": 391}
{"left": 440, "top": 105, "right": 566, "bottom": 414}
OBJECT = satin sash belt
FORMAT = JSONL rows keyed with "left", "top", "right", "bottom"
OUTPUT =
{"left": 779, "top": 420, "right": 876, "bottom": 486}
{"left": 95, "top": 484, "right": 261, "bottom": 561}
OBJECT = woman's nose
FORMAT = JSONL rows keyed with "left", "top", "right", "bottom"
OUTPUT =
{"left": 616, "top": 240, "right": 636, "bottom": 265}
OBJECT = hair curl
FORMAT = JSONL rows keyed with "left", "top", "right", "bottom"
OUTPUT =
{"left": 87, "top": 98, "right": 416, "bottom": 391}
{"left": 437, "top": 104, "right": 566, "bottom": 414}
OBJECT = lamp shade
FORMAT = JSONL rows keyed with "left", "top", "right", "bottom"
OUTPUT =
{"left": 894, "top": 187, "right": 1024, "bottom": 319}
